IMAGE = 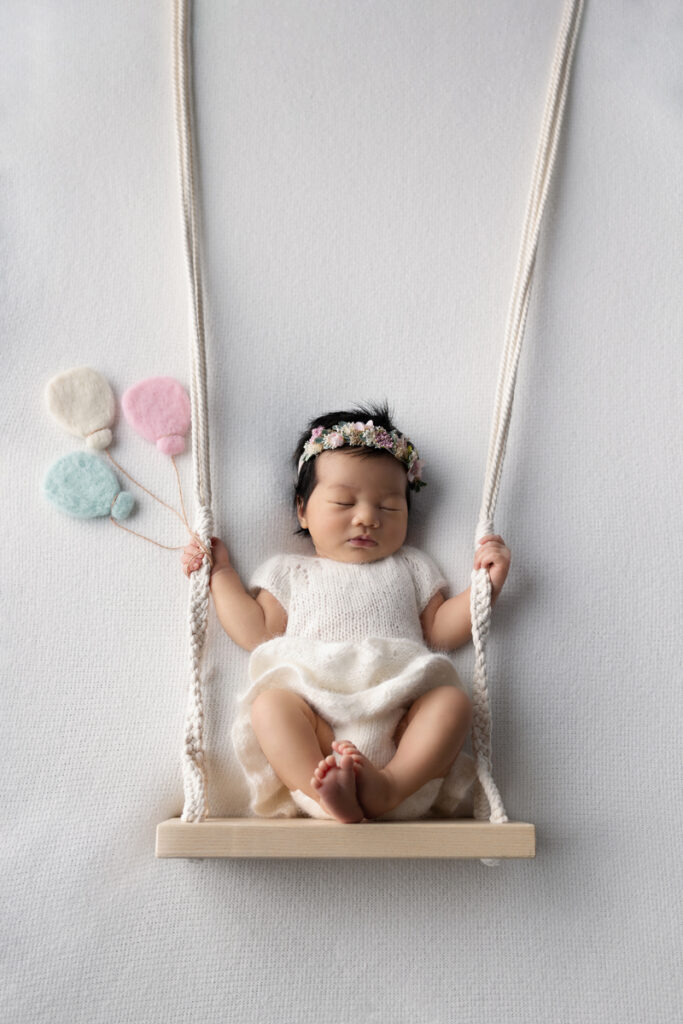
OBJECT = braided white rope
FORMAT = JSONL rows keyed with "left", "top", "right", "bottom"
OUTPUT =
{"left": 173, "top": 0, "right": 214, "bottom": 822}
{"left": 470, "top": 0, "right": 584, "bottom": 862}
{"left": 170, "top": 0, "right": 583, "bottom": 833}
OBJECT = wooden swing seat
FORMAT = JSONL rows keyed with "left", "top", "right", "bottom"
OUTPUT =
{"left": 156, "top": 816, "right": 535, "bottom": 859}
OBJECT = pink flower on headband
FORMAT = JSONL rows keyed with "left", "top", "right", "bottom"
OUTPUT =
{"left": 373, "top": 428, "right": 393, "bottom": 450}
{"left": 407, "top": 458, "right": 424, "bottom": 484}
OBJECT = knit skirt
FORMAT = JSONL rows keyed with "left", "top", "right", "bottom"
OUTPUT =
{"left": 230, "top": 635, "right": 476, "bottom": 820}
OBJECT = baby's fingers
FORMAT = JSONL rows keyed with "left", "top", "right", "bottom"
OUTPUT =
{"left": 184, "top": 557, "right": 205, "bottom": 577}
{"left": 473, "top": 542, "right": 498, "bottom": 570}
{"left": 181, "top": 543, "right": 206, "bottom": 576}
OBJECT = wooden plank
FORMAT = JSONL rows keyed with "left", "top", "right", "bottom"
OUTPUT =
{"left": 156, "top": 817, "right": 536, "bottom": 859}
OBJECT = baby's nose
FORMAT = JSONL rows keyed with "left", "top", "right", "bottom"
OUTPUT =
{"left": 352, "top": 504, "right": 379, "bottom": 527}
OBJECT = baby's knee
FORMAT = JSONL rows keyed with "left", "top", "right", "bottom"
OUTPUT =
{"left": 250, "top": 688, "right": 284, "bottom": 727}
{"left": 433, "top": 685, "right": 472, "bottom": 727}
{"left": 250, "top": 688, "right": 313, "bottom": 730}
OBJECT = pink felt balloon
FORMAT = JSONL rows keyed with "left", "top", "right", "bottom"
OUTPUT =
{"left": 121, "top": 377, "right": 191, "bottom": 456}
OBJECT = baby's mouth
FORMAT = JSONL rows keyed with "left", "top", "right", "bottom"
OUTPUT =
{"left": 349, "top": 536, "right": 377, "bottom": 547}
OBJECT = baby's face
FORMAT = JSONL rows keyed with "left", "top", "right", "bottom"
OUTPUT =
{"left": 297, "top": 449, "right": 409, "bottom": 563}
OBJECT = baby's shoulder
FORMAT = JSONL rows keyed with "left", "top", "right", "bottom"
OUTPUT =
{"left": 397, "top": 544, "right": 449, "bottom": 593}
{"left": 253, "top": 550, "right": 320, "bottom": 580}
{"left": 249, "top": 550, "right": 318, "bottom": 607}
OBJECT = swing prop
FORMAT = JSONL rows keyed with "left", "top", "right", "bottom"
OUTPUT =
{"left": 156, "top": 818, "right": 535, "bottom": 860}
{"left": 156, "top": 0, "right": 584, "bottom": 860}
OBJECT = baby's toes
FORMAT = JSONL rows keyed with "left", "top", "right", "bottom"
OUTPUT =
{"left": 311, "top": 754, "right": 335, "bottom": 787}
{"left": 333, "top": 739, "right": 358, "bottom": 755}
{"left": 317, "top": 755, "right": 336, "bottom": 774}
{"left": 333, "top": 740, "right": 363, "bottom": 762}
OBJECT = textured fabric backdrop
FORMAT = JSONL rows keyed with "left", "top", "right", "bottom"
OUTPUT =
{"left": 2, "top": 2, "right": 681, "bottom": 1022}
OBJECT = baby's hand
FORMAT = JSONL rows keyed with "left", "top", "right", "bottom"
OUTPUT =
{"left": 181, "top": 536, "right": 231, "bottom": 578}
{"left": 473, "top": 534, "right": 511, "bottom": 600}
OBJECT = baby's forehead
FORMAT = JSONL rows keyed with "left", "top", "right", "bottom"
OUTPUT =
{"left": 315, "top": 450, "right": 406, "bottom": 494}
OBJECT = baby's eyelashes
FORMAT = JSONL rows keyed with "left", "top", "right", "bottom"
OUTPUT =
{"left": 331, "top": 501, "right": 399, "bottom": 511}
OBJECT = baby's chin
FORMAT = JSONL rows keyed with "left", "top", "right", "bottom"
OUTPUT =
{"left": 311, "top": 541, "right": 402, "bottom": 564}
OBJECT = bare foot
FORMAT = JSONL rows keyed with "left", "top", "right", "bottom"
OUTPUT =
{"left": 310, "top": 753, "right": 365, "bottom": 823}
{"left": 331, "top": 740, "right": 400, "bottom": 820}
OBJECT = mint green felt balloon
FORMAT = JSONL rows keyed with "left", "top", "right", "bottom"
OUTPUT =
{"left": 43, "top": 452, "right": 134, "bottom": 521}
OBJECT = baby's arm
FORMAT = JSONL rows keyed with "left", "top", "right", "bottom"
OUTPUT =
{"left": 182, "top": 537, "right": 287, "bottom": 652}
{"left": 421, "top": 589, "right": 470, "bottom": 651}
{"left": 421, "top": 535, "right": 511, "bottom": 652}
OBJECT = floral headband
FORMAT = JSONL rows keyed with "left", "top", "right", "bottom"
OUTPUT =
{"left": 297, "top": 420, "right": 426, "bottom": 491}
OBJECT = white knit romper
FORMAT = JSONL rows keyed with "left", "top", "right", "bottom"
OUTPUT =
{"left": 230, "top": 545, "right": 476, "bottom": 820}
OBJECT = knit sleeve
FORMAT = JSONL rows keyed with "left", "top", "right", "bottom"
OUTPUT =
{"left": 248, "top": 554, "right": 291, "bottom": 610}
{"left": 400, "top": 545, "right": 449, "bottom": 613}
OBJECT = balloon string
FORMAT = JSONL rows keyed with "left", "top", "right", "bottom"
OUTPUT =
{"left": 105, "top": 450, "right": 186, "bottom": 524}
{"left": 104, "top": 450, "right": 213, "bottom": 565}
{"left": 170, "top": 454, "right": 212, "bottom": 565}
{"left": 109, "top": 515, "right": 186, "bottom": 550}
{"left": 171, "top": 456, "right": 192, "bottom": 538}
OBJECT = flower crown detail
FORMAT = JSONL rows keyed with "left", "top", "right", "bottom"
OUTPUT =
{"left": 297, "top": 420, "right": 426, "bottom": 491}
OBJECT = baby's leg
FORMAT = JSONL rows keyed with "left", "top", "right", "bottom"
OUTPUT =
{"left": 250, "top": 689, "right": 364, "bottom": 823}
{"left": 334, "top": 686, "right": 472, "bottom": 820}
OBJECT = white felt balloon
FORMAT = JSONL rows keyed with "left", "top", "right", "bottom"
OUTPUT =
{"left": 45, "top": 367, "right": 116, "bottom": 449}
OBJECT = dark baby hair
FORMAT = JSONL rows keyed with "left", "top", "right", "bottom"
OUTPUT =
{"left": 292, "top": 400, "right": 414, "bottom": 538}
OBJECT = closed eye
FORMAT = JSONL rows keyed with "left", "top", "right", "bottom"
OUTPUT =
{"left": 332, "top": 502, "right": 400, "bottom": 511}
